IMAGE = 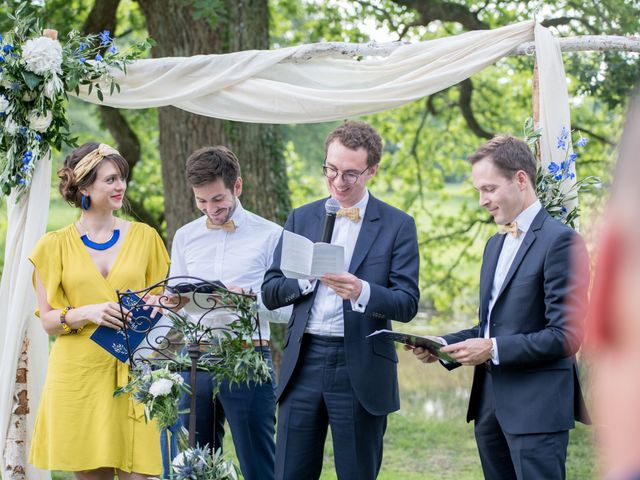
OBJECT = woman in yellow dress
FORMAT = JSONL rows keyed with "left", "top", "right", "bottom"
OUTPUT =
{"left": 29, "top": 142, "right": 169, "bottom": 479}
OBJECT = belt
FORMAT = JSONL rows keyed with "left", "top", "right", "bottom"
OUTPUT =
{"left": 305, "top": 333, "right": 344, "bottom": 343}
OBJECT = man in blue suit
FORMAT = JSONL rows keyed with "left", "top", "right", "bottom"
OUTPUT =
{"left": 411, "top": 135, "right": 589, "bottom": 480}
{"left": 262, "top": 121, "right": 420, "bottom": 480}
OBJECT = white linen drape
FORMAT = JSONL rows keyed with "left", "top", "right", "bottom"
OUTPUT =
{"left": 0, "top": 152, "right": 51, "bottom": 480}
{"left": 1, "top": 20, "right": 573, "bottom": 477}
{"left": 77, "top": 20, "right": 536, "bottom": 123}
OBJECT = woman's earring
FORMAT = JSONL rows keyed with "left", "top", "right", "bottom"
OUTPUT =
{"left": 81, "top": 194, "right": 91, "bottom": 210}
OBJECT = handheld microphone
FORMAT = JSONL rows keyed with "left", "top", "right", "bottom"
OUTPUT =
{"left": 321, "top": 198, "right": 340, "bottom": 243}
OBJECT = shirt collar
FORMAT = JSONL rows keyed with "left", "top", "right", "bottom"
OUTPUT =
{"left": 514, "top": 199, "right": 541, "bottom": 234}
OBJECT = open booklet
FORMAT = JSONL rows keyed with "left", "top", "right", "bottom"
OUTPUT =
{"left": 166, "top": 280, "right": 235, "bottom": 318}
{"left": 367, "top": 329, "right": 454, "bottom": 362}
{"left": 90, "top": 290, "right": 165, "bottom": 363}
{"left": 280, "top": 230, "right": 344, "bottom": 279}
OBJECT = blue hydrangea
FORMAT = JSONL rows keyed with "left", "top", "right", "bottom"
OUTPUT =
{"left": 99, "top": 30, "right": 111, "bottom": 46}
{"left": 22, "top": 151, "right": 33, "bottom": 164}
{"left": 554, "top": 174, "right": 563, "bottom": 181}
{"left": 566, "top": 171, "right": 575, "bottom": 180}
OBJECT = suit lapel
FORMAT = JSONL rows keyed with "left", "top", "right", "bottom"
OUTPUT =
{"left": 348, "top": 195, "right": 382, "bottom": 274}
{"left": 495, "top": 209, "right": 547, "bottom": 301}
{"left": 311, "top": 200, "right": 326, "bottom": 242}
{"left": 480, "top": 234, "right": 504, "bottom": 327}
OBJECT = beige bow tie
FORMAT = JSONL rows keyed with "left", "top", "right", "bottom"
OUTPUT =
{"left": 336, "top": 207, "right": 361, "bottom": 223}
{"left": 498, "top": 221, "right": 519, "bottom": 238}
{"left": 206, "top": 219, "right": 236, "bottom": 232}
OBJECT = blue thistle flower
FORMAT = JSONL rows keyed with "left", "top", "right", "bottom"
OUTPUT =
{"left": 95, "top": 54, "right": 103, "bottom": 62}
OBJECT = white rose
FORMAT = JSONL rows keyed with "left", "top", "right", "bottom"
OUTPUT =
{"left": 28, "top": 110, "right": 53, "bottom": 132}
{"left": 170, "top": 373, "right": 184, "bottom": 385}
{"left": 0, "top": 95, "right": 9, "bottom": 114}
{"left": 148, "top": 378, "right": 173, "bottom": 397}
{"left": 22, "top": 36, "right": 63, "bottom": 75}
{"left": 172, "top": 451, "right": 186, "bottom": 467}
{"left": 4, "top": 116, "right": 20, "bottom": 136}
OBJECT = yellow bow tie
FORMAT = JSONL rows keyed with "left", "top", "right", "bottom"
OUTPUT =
{"left": 206, "top": 219, "right": 236, "bottom": 232}
{"left": 336, "top": 207, "right": 361, "bottom": 223}
{"left": 498, "top": 221, "right": 519, "bottom": 238}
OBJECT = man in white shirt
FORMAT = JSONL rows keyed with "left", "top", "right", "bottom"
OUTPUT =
{"left": 262, "top": 121, "right": 420, "bottom": 479}
{"left": 170, "top": 146, "right": 289, "bottom": 480}
{"left": 411, "top": 135, "right": 590, "bottom": 480}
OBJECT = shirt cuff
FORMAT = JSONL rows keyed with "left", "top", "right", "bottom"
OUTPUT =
{"left": 350, "top": 280, "right": 370, "bottom": 313}
{"left": 298, "top": 279, "right": 316, "bottom": 296}
{"left": 490, "top": 337, "right": 499, "bottom": 365}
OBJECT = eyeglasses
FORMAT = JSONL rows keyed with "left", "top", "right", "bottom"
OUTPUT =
{"left": 322, "top": 165, "right": 369, "bottom": 185}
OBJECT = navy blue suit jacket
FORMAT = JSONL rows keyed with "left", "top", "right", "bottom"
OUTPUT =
{"left": 444, "top": 208, "right": 590, "bottom": 434}
{"left": 262, "top": 195, "right": 420, "bottom": 416}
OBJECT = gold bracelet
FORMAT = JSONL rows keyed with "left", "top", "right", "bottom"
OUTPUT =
{"left": 59, "top": 306, "right": 83, "bottom": 334}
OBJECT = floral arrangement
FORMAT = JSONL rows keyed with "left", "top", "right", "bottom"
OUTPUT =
{"left": 114, "top": 364, "right": 191, "bottom": 429}
{"left": 168, "top": 447, "right": 239, "bottom": 480}
{"left": 115, "top": 283, "right": 270, "bottom": 478}
{"left": 0, "top": 2, "right": 150, "bottom": 197}
{"left": 524, "top": 118, "right": 600, "bottom": 228}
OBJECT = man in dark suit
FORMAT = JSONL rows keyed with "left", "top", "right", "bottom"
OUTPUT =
{"left": 262, "top": 121, "right": 420, "bottom": 480}
{"left": 411, "top": 135, "right": 589, "bottom": 480}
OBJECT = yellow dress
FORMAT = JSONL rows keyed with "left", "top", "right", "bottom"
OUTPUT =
{"left": 28, "top": 222, "right": 170, "bottom": 474}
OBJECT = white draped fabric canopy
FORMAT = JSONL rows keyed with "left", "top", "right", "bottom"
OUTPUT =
{"left": 0, "top": 19, "right": 575, "bottom": 478}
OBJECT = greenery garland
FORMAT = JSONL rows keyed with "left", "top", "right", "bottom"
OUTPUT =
{"left": 0, "top": 2, "right": 150, "bottom": 197}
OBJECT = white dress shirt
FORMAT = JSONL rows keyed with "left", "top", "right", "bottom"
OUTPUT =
{"left": 486, "top": 200, "right": 542, "bottom": 363}
{"left": 303, "top": 191, "right": 372, "bottom": 337}
{"left": 169, "top": 201, "right": 291, "bottom": 340}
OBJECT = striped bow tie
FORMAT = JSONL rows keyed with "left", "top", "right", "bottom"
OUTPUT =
{"left": 337, "top": 207, "right": 361, "bottom": 223}
{"left": 497, "top": 221, "right": 519, "bottom": 238}
{"left": 206, "top": 219, "right": 236, "bottom": 232}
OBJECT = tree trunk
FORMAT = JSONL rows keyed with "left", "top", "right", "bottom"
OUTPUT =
{"left": 137, "top": 0, "right": 290, "bottom": 246}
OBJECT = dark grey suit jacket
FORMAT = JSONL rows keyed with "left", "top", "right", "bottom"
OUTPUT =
{"left": 444, "top": 208, "right": 590, "bottom": 434}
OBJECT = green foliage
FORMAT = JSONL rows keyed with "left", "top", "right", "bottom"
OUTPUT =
{"left": 0, "top": 1, "right": 150, "bottom": 197}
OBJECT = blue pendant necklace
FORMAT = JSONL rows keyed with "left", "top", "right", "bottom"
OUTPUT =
{"left": 79, "top": 218, "right": 120, "bottom": 251}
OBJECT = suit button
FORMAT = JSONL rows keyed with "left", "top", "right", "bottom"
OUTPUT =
{"left": 492, "top": 323, "right": 496, "bottom": 327}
